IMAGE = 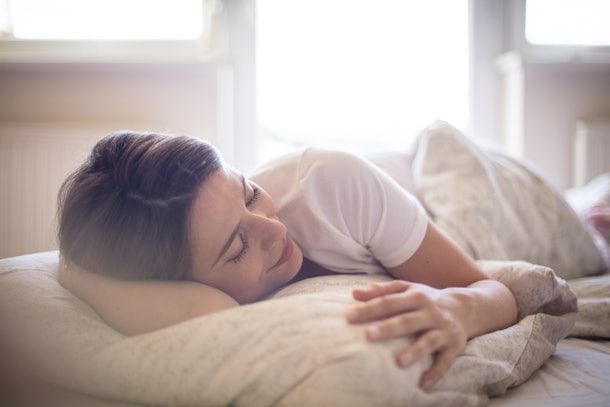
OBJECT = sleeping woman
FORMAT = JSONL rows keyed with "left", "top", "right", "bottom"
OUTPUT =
{"left": 57, "top": 131, "right": 518, "bottom": 390}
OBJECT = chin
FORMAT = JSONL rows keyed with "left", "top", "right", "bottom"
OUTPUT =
{"left": 288, "top": 250, "right": 304, "bottom": 280}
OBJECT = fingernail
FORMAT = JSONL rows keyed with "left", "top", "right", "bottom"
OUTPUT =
{"left": 345, "top": 309, "right": 359, "bottom": 322}
{"left": 399, "top": 353, "right": 412, "bottom": 367}
{"left": 366, "top": 325, "right": 381, "bottom": 340}
{"left": 421, "top": 375, "right": 437, "bottom": 390}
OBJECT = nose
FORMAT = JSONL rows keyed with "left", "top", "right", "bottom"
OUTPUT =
{"left": 249, "top": 212, "right": 285, "bottom": 252}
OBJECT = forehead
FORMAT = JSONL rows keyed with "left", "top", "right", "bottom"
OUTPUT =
{"left": 188, "top": 165, "right": 243, "bottom": 270}
{"left": 197, "top": 165, "right": 242, "bottom": 205}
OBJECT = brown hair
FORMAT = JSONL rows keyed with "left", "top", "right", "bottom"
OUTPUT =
{"left": 57, "top": 131, "right": 223, "bottom": 280}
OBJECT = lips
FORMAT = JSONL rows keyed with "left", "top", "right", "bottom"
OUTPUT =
{"left": 273, "top": 237, "right": 294, "bottom": 269}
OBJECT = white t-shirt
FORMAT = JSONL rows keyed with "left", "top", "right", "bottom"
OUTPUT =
{"left": 251, "top": 147, "right": 428, "bottom": 275}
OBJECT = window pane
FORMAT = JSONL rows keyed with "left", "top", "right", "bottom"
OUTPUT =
{"left": 256, "top": 0, "right": 469, "bottom": 161}
{"left": 8, "top": 0, "right": 203, "bottom": 40}
{"left": 526, "top": 0, "right": 610, "bottom": 45}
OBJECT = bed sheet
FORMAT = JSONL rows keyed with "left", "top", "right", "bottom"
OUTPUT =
{"left": 488, "top": 337, "right": 610, "bottom": 407}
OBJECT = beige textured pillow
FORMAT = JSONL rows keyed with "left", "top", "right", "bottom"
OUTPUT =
{"left": 0, "top": 252, "right": 576, "bottom": 407}
{"left": 411, "top": 120, "right": 607, "bottom": 280}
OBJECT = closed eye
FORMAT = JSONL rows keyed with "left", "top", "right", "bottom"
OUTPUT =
{"left": 231, "top": 234, "right": 249, "bottom": 263}
{"left": 246, "top": 186, "right": 260, "bottom": 208}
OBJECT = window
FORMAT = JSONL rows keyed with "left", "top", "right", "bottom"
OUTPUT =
{"left": 4, "top": 0, "right": 203, "bottom": 40}
{"left": 0, "top": 0, "right": 215, "bottom": 62}
{"left": 526, "top": 0, "right": 610, "bottom": 46}
{"left": 256, "top": 0, "right": 469, "bottom": 163}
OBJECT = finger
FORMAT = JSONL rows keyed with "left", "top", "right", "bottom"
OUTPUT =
{"left": 347, "top": 292, "right": 414, "bottom": 324}
{"left": 419, "top": 346, "right": 461, "bottom": 389}
{"left": 364, "top": 310, "right": 436, "bottom": 342}
{"left": 395, "top": 328, "right": 447, "bottom": 367}
{"left": 351, "top": 280, "right": 410, "bottom": 302}
{"left": 346, "top": 287, "right": 430, "bottom": 324}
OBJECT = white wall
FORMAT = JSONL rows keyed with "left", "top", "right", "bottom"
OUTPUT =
{"left": 522, "top": 62, "right": 610, "bottom": 190}
{"left": 0, "top": 62, "right": 220, "bottom": 140}
{"left": 471, "top": 0, "right": 610, "bottom": 191}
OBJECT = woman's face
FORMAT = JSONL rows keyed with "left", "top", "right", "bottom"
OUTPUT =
{"left": 188, "top": 164, "right": 303, "bottom": 303}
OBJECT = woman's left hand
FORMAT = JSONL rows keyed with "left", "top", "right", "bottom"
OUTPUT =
{"left": 345, "top": 280, "right": 468, "bottom": 389}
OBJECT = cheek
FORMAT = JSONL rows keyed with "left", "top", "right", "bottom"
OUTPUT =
{"left": 260, "top": 190, "right": 277, "bottom": 211}
{"left": 220, "top": 260, "right": 264, "bottom": 299}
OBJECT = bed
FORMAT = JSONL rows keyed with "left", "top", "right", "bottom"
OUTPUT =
{"left": 1, "top": 121, "right": 609, "bottom": 406}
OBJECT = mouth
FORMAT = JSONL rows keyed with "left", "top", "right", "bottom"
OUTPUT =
{"left": 273, "top": 237, "right": 294, "bottom": 269}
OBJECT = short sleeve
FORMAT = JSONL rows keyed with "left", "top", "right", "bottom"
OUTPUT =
{"left": 251, "top": 148, "right": 429, "bottom": 273}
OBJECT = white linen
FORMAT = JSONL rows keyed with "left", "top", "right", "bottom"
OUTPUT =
{"left": 568, "top": 274, "right": 610, "bottom": 338}
{"left": 0, "top": 251, "right": 577, "bottom": 407}
{"left": 411, "top": 121, "right": 607, "bottom": 280}
{"left": 488, "top": 338, "right": 610, "bottom": 407}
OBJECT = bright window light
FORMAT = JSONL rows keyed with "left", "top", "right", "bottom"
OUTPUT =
{"left": 7, "top": 0, "right": 204, "bottom": 40}
{"left": 256, "top": 0, "right": 469, "bottom": 162}
{"left": 526, "top": 0, "right": 610, "bottom": 46}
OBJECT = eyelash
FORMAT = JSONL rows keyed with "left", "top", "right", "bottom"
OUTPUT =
{"left": 232, "top": 235, "right": 249, "bottom": 263}
{"left": 231, "top": 185, "right": 259, "bottom": 263}
{"left": 247, "top": 186, "right": 260, "bottom": 207}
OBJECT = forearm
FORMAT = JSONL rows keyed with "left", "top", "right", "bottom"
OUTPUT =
{"left": 440, "top": 279, "right": 518, "bottom": 339}
{"left": 387, "top": 222, "right": 518, "bottom": 338}
{"left": 58, "top": 259, "right": 238, "bottom": 336}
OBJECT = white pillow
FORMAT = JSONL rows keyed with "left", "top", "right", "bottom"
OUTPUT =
{"left": 411, "top": 120, "right": 607, "bottom": 280}
{"left": 0, "top": 251, "right": 576, "bottom": 407}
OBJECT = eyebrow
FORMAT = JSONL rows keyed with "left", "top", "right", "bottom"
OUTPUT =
{"left": 213, "top": 175, "right": 247, "bottom": 266}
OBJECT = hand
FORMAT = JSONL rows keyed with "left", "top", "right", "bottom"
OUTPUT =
{"left": 345, "top": 280, "right": 467, "bottom": 389}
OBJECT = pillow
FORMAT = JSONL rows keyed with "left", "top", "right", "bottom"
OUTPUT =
{"left": 411, "top": 120, "right": 607, "bottom": 280}
{"left": 0, "top": 251, "right": 576, "bottom": 407}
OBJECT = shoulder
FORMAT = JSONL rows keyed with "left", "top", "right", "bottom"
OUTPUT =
{"left": 300, "top": 148, "right": 373, "bottom": 178}
{"left": 299, "top": 149, "right": 393, "bottom": 202}
{"left": 251, "top": 147, "right": 377, "bottom": 202}
{"left": 251, "top": 147, "right": 371, "bottom": 179}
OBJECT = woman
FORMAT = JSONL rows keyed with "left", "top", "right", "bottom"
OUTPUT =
{"left": 58, "top": 131, "right": 518, "bottom": 390}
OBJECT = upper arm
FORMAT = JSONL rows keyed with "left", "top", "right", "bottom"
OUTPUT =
{"left": 386, "top": 221, "right": 489, "bottom": 288}
{"left": 58, "top": 259, "right": 239, "bottom": 336}
{"left": 119, "top": 280, "right": 239, "bottom": 335}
